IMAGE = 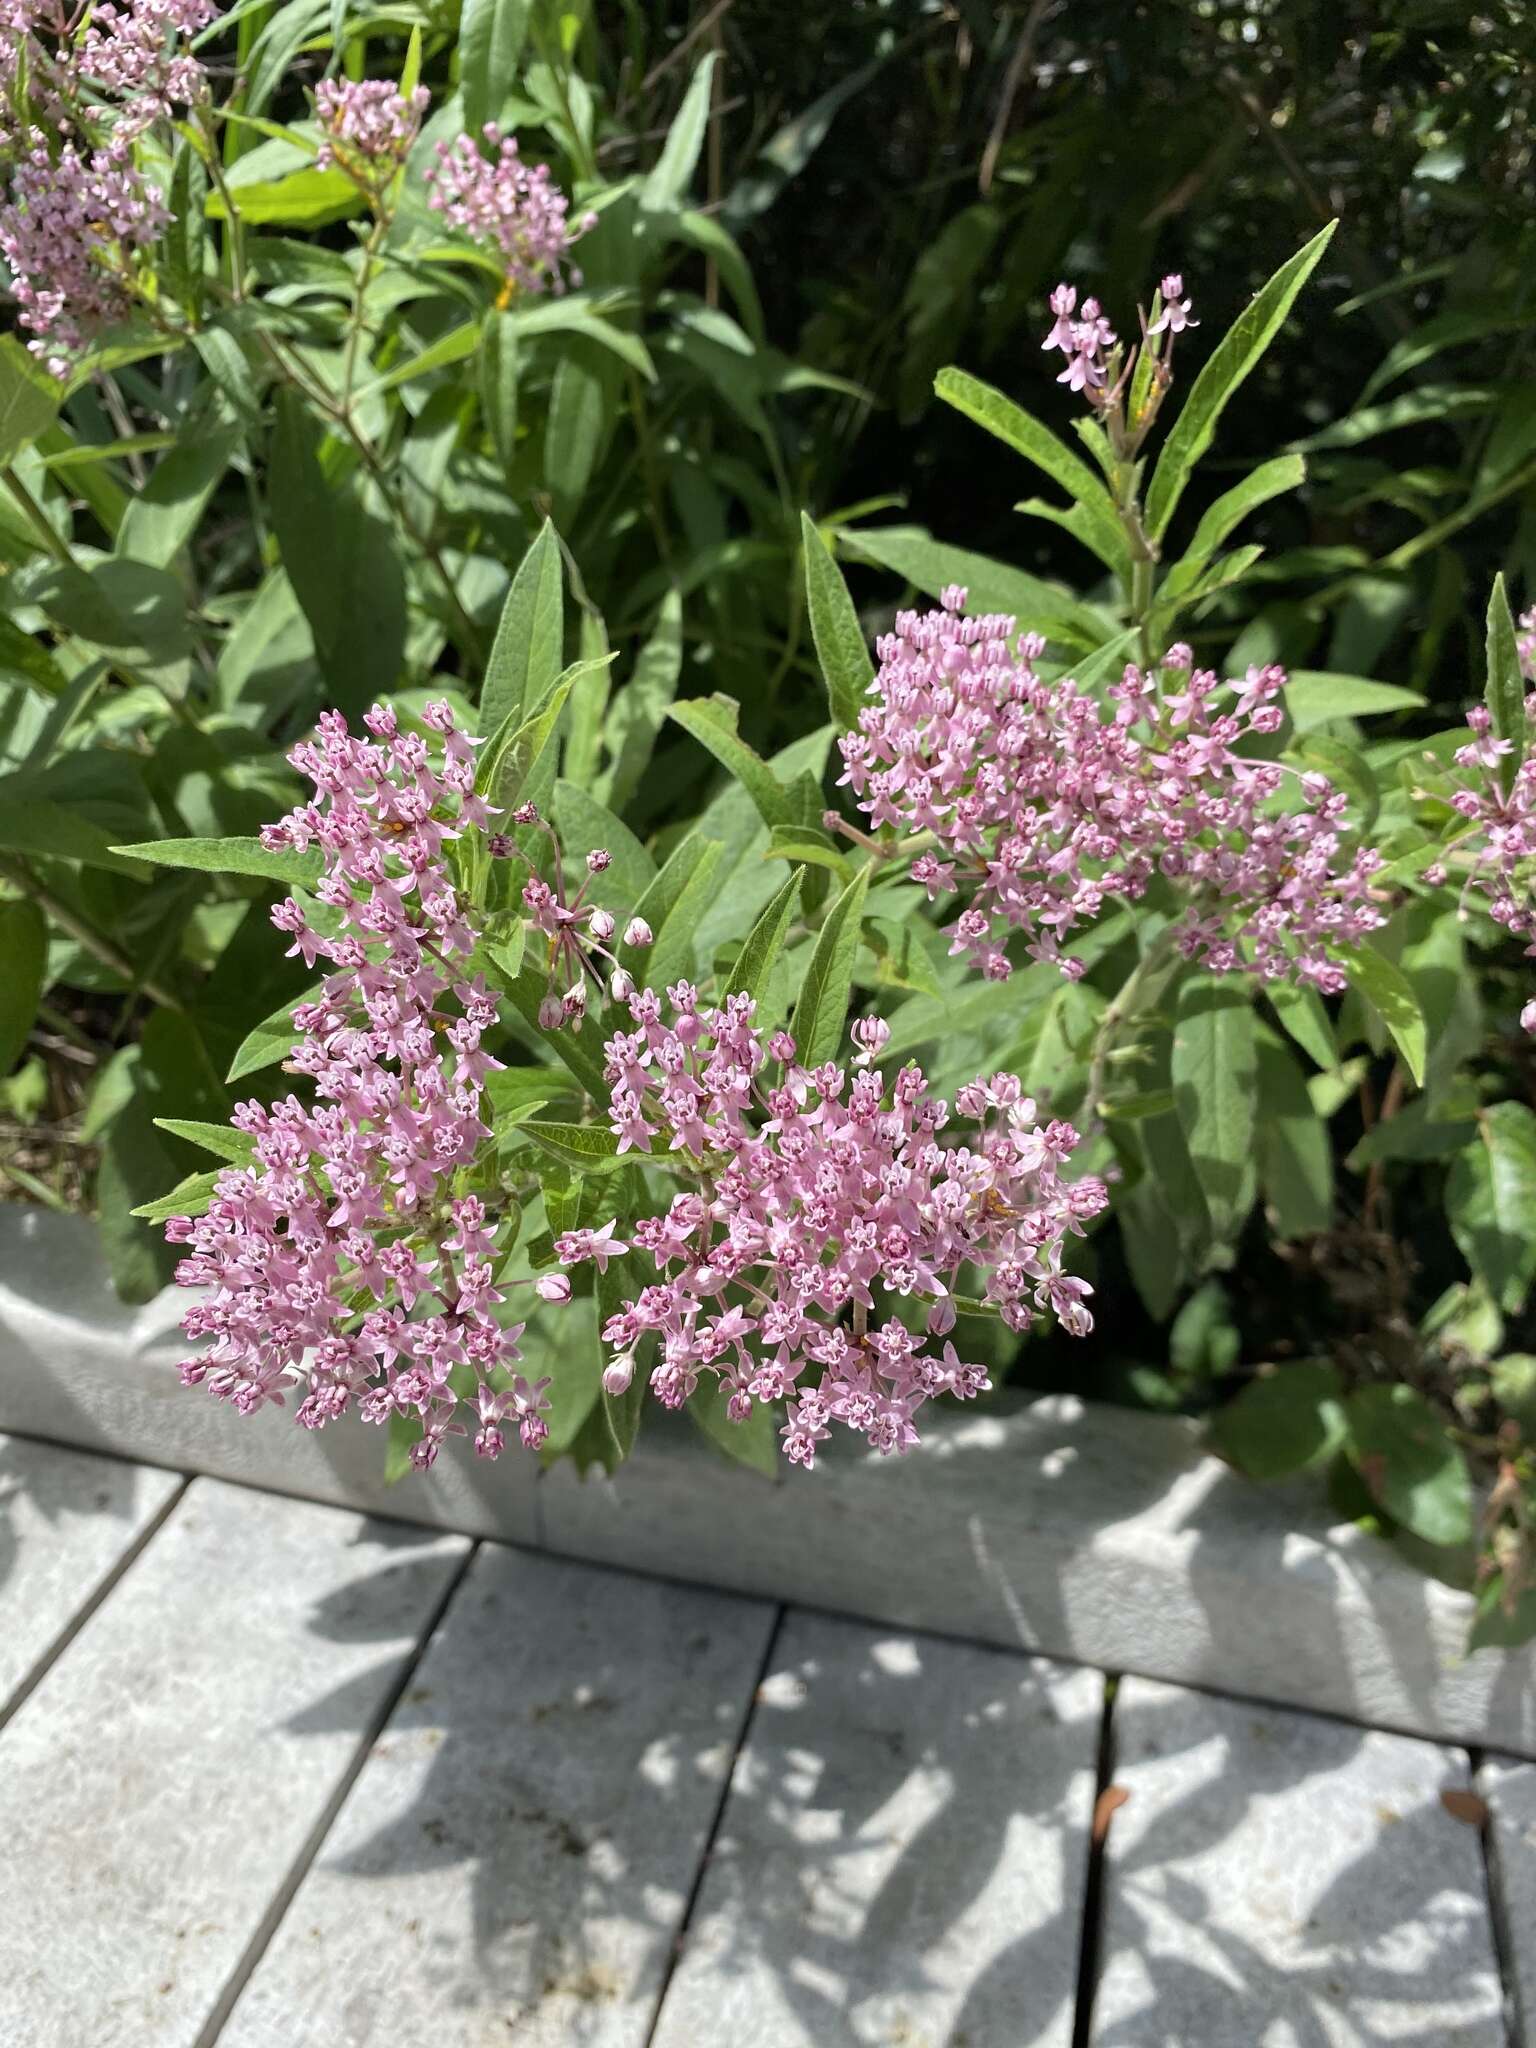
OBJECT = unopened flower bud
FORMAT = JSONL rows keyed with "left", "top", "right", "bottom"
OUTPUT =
{"left": 562, "top": 983, "right": 588, "bottom": 1019}
{"left": 487, "top": 833, "right": 514, "bottom": 859}
{"left": 610, "top": 966, "right": 634, "bottom": 1002}
{"left": 538, "top": 993, "right": 563, "bottom": 1030}
{"left": 512, "top": 801, "right": 540, "bottom": 825}
{"left": 536, "top": 1273, "right": 572, "bottom": 1304}
{"left": 602, "top": 1354, "right": 635, "bottom": 1396}
{"left": 588, "top": 907, "right": 616, "bottom": 942}
{"left": 587, "top": 848, "right": 611, "bottom": 873}
{"left": 623, "top": 917, "right": 653, "bottom": 948}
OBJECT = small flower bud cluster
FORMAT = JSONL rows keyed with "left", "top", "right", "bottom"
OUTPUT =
{"left": 1447, "top": 617, "right": 1536, "bottom": 1035}
{"left": 1041, "top": 273, "right": 1196, "bottom": 432}
{"left": 556, "top": 985, "right": 1108, "bottom": 1469}
{"left": 504, "top": 806, "right": 653, "bottom": 1031}
{"left": 837, "top": 592, "right": 1385, "bottom": 991}
{"left": 424, "top": 124, "right": 595, "bottom": 300}
{"left": 314, "top": 78, "right": 429, "bottom": 195}
{"left": 166, "top": 701, "right": 562, "bottom": 1470}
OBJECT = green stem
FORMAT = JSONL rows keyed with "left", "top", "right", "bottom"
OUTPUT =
{"left": 341, "top": 213, "right": 391, "bottom": 417}
{"left": 199, "top": 108, "right": 247, "bottom": 302}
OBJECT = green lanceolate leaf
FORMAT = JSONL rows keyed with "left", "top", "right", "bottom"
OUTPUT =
{"left": 151, "top": 1117, "right": 257, "bottom": 1165}
{"left": 1485, "top": 572, "right": 1524, "bottom": 795}
{"left": 112, "top": 835, "right": 323, "bottom": 889}
{"left": 726, "top": 867, "right": 804, "bottom": 1008}
{"left": 1339, "top": 942, "right": 1426, "bottom": 1086}
{"left": 1160, "top": 453, "right": 1306, "bottom": 601}
{"left": 791, "top": 864, "right": 870, "bottom": 1068}
{"left": 1345, "top": 1382, "right": 1474, "bottom": 1547}
{"left": 1282, "top": 672, "right": 1425, "bottom": 731}
{"left": 601, "top": 588, "right": 683, "bottom": 812}
{"left": 640, "top": 51, "right": 718, "bottom": 210}
{"left": 1447, "top": 1103, "right": 1536, "bottom": 1314}
{"left": 479, "top": 517, "right": 563, "bottom": 738}
{"left": 129, "top": 1167, "right": 221, "bottom": 1223}
{"left": 1171, "top": 974, "right": 1257, "bottom": 1243}
{"left": 1144, "top": 220, "right": 1338, "bottom": 543}
{"left": 1254, "top": 1029, "right": 1333, "bottom": 1238}
{"left": 478, "top": 656, "right": 611, "bottom": 812}
{"left": 935, "top": 367, "right": 1126, "bottom": 574}
{"left": 668, "top": 696, "right": 793, "bottom": 829}
{"left": 226, "top": 984, "right": 318, "bottom": 1083}
{"left": 0, "top": 334, "right": 62, "bottom": 464}
{"left": 0, "top": 897, "right": 46, "bottom": 1074}
{"left": 801, "top": 513, "right": 874, "bottom": 736}
{"left": 520, "top": 1120, "right": 628, "bottom": 1173}
{"left": 460, "top": 0, "right": 530, "bottom": 135}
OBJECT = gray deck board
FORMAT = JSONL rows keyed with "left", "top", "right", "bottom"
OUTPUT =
{"left": 1480, "top": 1757, "right": 1536, "bottom": 2043}
{"left": 1091, "top": 1676, "right": 1506, "bottom": 2046}
{"left": 217, "top": 1546, "right": 776, "bottom": 2047}
{"left": 0, "top": 1477, "right": 468, "bottom": 2047}
{"left": 650, "top": 1610, "right": 1102, "bottom": 2048}
{"left": 0, "top": 1430, "right": 180, "bottom": 1712}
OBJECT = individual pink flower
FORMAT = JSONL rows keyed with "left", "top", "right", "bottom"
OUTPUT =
{"left": 1148, "top": 272, "right": 1198, "bottom": 336}
{"left": 557, "top": 988, "right": 1108, "bottom": 1469}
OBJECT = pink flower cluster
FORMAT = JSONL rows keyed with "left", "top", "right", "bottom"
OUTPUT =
{"left": 0, "top": 0, "right": 214, "bottom": 372}
{"left": 1042, "top": 273, "right": 1196, "bottom": 407}
{"left": 1447, "top": 620, "right": 1536, "bottom": 1034}
{"left": 837, "top": 590, "right": 1386, "bottom": 991}
{"left": 556, "top": 986, "right": 1108, "bottom": 1468}
{"left": 166, "top": 702, "right": 563, "bottom": 1470}
{"left": 314, "top": 77, "right": 429, "bottom": 192}
{"left": 0, "top": 137, "right": 167, "bottom": 375}
{"left": 424, "top": 125, "right": 595, "bottom": 299}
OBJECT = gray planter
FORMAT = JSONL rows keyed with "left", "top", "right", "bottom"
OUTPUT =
{"left": 2, "top": 1201, "right": 1532, "bottom": 1758}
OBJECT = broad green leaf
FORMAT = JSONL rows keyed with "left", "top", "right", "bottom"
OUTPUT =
{"left": 551, "top": 781, "right": 654, "bottom": 913}
{"left": 1145, "top": 220, "right": 1337, "bottom": 542}
{"left": 646, "top": 841, "right": 725, "bottom": 989}
{"left": 0, "top": 334, "right": 62, "bottom": 464}
{"left": 506, "top": 298, "right": 655, "bottom": 379}
{"left": 479, "top": 310, "right": 520, "bottom": 479}
{"left": 112, "top": 834, "right": 322, "bottom": 889}
{"left": 128, "top": 1167, "right": 222, "bottom": 1223}
{"left": 357, "top": 320, "right": 483, "bottom": 400}
{"left": 617, "top": 831, "right": 721, "bottom": 984}
{"left": 1339, "top": 943, "right": 1426, "bottom": 1086}
{"left": 668, "top": 697, "right": 793, "bottom": 829}
{"left": 0, "top": 898, "right": 46, "bottom": 1074}
{"left": 1485, "top": 573, "right": 1524, "bottom": 795}
{"left": 762, "top": 824, "right": 853, "bottom": 883}
{"left": 1283, "top": 671, "right": 1426, "bottom": 731}
{"left": 0, "top": 793, "right": 147, "bottom": 875}
{"left": 935, "top": 366, "right": 1126, "bottom": 574}
{"left": 1447, "top": 1104, "right": 1536, "bottom": 1314}
{"left": 791, "top": 865, "right": 870, "bottom": 1067}
{"left": 151, "top": 1117, "right": 256, "bottom": 1165}
{"left": 640, "top": 51, "right": 717, "bottom": 210}
{"left": 479, "top": 661, "right": 600, "bottom": 812}
{"left": 269, "top": 390, "right": 406, "bottom": 714}
{"left": 205, "top": 167, "right": 364, "bottom": 226}
{"left": 1171, "top": 974, "right": 1257, "bottom": 1243}
{"left": 0, "top": 616, "right": 67, "bottom": 697}
{"left": 226, "top": 984, "right": 316, "bottom": 1083}
{"left": 1345, "top": 1383, "right": 1474, "bottom": 1546}
{"left": 479, "top": 517, "right": 563, "bottom": 738}
{"left": 521, "top": 1120, "right": 628, "bottom": 1173}
{"left": 688, "top": 1381, "right": 780, "bottom": 1476}
{"left": 801, "top": 513, "right": 874, "bottom": 735}
{"left": 545, "top": 336, "right": 616, "bottom": 523}
{"left": 1266, "top": 982, "right": 1338, "bottom": 1072}
{"left": 725, "top": 867, "right": 803, "bottom": 1008}
{"left": 1161, "top": 453, "right": 1306, "bottom": 600}
{"left": 1254, "top": 1030, "right": 1333, "bottom": 1238}
{"left": 839, "top": 523, "right": 1110, "bottom": 651}
{"left": 164, "top": 141, "right": 208, "bottom": 320}
{"left": 460, "top": 0, "right": 530, "bottom": 135}
{"left": 1210, "top": 1361, "right": 1348, "bottom": 1480}
{"left": 116, "top": 414, "right": 242, "bottom": 568}
{"left": 601, "top": 588, "right": 682, "bottom": 811}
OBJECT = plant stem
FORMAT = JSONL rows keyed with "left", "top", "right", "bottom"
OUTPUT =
{"left": 0, "top": 855, "right": 184, "bottom": 1014}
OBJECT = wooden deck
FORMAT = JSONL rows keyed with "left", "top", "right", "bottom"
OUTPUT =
{"left": 1, "top": 1429, "right": 1532, "bottom": 2046}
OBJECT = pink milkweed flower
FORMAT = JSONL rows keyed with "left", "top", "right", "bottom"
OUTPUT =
{"left": 1149, "top": 273, "right": 1198, "bottom": 336}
